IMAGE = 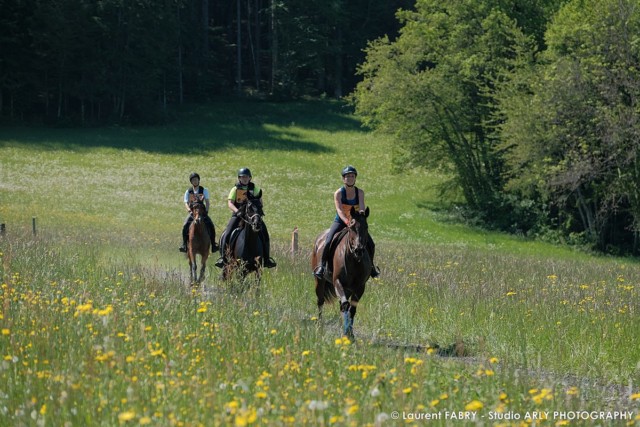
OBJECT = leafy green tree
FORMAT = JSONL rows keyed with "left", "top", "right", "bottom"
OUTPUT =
{"left": 352, "top": 0, "right": 535, "bottom": 225}
{"left": 498, "top": 0, "right": 640, "bottom": 251}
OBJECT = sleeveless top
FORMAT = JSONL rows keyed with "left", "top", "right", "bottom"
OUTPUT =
{"left": 334, "top": 186, "right": 359, "bottom": 223}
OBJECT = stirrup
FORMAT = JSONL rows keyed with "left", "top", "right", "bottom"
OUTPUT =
{"left": 264, "top": 257, "right": 277, "bottom": 268}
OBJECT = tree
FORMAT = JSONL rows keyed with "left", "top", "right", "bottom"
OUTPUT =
{"left": 498, "top": 0, "right": 640, "bottom": 251}
{"left": 352, "top": 0, "right": 535, "bottom": 225}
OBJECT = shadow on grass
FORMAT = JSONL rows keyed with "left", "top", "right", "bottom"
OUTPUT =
{"left": 0, "top": 99, "right": 364, "bottom": 154}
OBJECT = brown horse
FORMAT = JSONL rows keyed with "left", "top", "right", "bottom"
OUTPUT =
{"left": 312, "top": 207, "right": 371, "bottom": 337}
{"left": 222, "top": 199, "right": 264, "bottom": 281}
{"left": 187, "top": 198, "right": 211, "bottom": 284}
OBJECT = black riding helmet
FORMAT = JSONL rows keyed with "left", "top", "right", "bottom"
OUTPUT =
{"left": 189, "top": 172, "right": 201, "bottom": 182}
{"left": 238, "top": 167, "right": 252, "bottom": 178}
{"left": 341, "top": 165, "right": 358, "bottom": 177}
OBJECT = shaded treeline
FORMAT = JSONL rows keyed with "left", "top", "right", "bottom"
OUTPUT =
{"left": 0, "top": 0, "right": 410, "bottom": 123}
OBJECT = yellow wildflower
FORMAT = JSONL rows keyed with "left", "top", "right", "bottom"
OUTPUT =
{"left": 465, "top": 400, "right": 483, "bottom": 411}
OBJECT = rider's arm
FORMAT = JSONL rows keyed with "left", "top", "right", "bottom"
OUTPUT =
{"left": 184, "top": 190, "right": 191, "bottom": 213}
{"left": 203, "top": 188, "right": 211, "bottom": 212}
{"left": 358, "top": 188, "right": 366, "bottom": 214}
{"left": 228, "top": 199, "right": 238, "bottom": 214}
{"left": 334, "top": 189, "right": 349, "bottom": 225}
{"left": 227, "top": 188, "right": 239, "bottom": 214}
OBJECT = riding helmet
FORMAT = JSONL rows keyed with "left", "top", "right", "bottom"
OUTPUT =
{"left": 341, "top": 165, "right": 358, "bottom": 177}
{"left": 189, "top": 172, "right": 201, "bottom": 182}
{"left": 238, "top": 167, "right": 252, "bottom": 178}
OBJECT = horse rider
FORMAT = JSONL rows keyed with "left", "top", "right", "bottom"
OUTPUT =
{"left": 179, "top": 172, "right": 218, "bottom": 253}
{"left": 313, "top": 165, "right": 380, "bottom": 279}
{"left": 215, "top": 167, "right": 277, "bottom": 268}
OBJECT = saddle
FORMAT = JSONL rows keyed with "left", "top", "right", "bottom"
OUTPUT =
{"left": 219, "top": 227, "right": 242, "bottom": 256}
{"left": 322, "top": 228, "right": 350, "bottom": 277}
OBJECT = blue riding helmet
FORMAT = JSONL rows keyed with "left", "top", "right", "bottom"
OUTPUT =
{"left": 238, "top": 167, "right": 252, "bottom": 178}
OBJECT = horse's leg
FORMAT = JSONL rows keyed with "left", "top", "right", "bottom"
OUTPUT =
{"left": 315, "top": 277, "right": 325, "bottom": 319}
{"left": 333, "top": 277, "right": 349, "bottom": 311}
{"left": 188, "top": 253, "right": 195, "bottom": 283}
{"left": 191, "top": 258, "right": 198, "bottom": 284}
{"left": 346, "top": 301, "right": 358, "bottom": 338}
{"left": 340, "top": 299, "right": 352, "bottom": 338}
{"left": 199, "top": 254, "right": 208, "bottom": 283}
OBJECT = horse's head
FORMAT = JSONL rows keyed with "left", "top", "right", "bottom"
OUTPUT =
{"left": 347, "top": 207, "right": 369, "bottom": 261}
{"left": 190, "top": 200, "right": 207, "bottom": 224}
{"left": 243, "top": 199, "right": 263, "bottom": 233}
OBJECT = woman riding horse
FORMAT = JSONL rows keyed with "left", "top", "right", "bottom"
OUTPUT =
{"left": 313, "top": 165, "right": 379, "bottom": 279}
{"left": 312, "top": 207, "right": 372, "bottom": 337}
{"left": 220, "top": 198, "right": 265, "bottom": 279}
{"left": 215, "top": 167, "right": 276, "bottom": 269}
{"left": 179, "top": 172, "right": 218, "bottom": 253}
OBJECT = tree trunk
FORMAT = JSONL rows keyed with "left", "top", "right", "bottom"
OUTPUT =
{"left": 57, "top": 81, "right": 63, "bottom": 119}
{"left": 254, "top": 0, "right": 261, "bottom": 90}
{"left": 236, "top": 0, "right": 242, "bottom": 95}
{"left": 178, "top": 42, "right": 184, "bottom": 105}
{"left": 202, "top": 0, "right": 209, "bottom": 58}
{"left": 333, "top": 28, "right": 343, "bottom": 99}
{"left": 176, "top": 3, "right": 184, "bottom": 105}
{"left": 270, "top": 0, "right": 277, "bottom": 94}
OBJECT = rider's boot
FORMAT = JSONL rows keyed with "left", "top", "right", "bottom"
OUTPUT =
{"left": 314, "top": 244, "right": 332, "bottom": 278}
{"left": 313, "top": 263, "right": 327, "bottom": 279}
{"left": 215, "top": 234, "right": 227, "bottom": 268}
{"left": 179, "top": 224, "right": 189, "bottom": 252}
{"left": 207, "top": 222, "right": 219, "bottom": 253}
{"left": 262, "top": 231, "right": 277, "bottom": 268}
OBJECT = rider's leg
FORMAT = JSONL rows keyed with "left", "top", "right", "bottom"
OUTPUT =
{"left": 261, "top": 223, "right": 276, "bottom": 268}
{"left": 215, "top": 216, "right": 240, "bottom": 267}
{"left": 314, "top": 221, "right": 345, "bottom": 278}
{"left": 367, "top": 233, "right": 380, "bottom": 278}
{"left": 179, "top": 215, "right": 193, "bottom": 252}
{"left": 204, "top": 216, "right": 218, "bottom": 252}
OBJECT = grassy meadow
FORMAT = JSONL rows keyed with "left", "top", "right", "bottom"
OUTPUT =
{"left": 1, "top": 100, "right": 639, "bottom": 426}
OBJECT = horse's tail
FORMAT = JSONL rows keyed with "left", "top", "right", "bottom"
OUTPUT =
{"left": 321, "top": 280, "right": 337, "bottom": 303}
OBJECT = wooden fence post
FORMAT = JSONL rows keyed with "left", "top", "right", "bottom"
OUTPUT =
{"left": 0, "top": 223, "right": 5, "bottom": 236}
{"left": 291, "top": 227, "right": 298, "bottom": 256}
{"left": 32, "top": 217, "right": 37, "bottom": 236}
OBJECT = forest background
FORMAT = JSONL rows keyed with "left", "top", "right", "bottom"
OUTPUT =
{"left": 2, "top": 0, "right": 640, "bottom": 254}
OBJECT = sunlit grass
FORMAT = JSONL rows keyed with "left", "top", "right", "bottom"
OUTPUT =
{"left": 1, "top": 237, "right": 638, "bottom": 425}
{"left": 1, "top": 100, "right": 639, "bottom": 425}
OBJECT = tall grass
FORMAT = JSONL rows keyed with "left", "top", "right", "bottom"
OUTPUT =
{"left": 1, "top": 100, "right": 639, "bottom": 425}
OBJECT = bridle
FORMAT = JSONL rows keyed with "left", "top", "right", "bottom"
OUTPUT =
{"left": 238, "top": 201, "right": 262, "bottom": 232}
{"left": 191, "top": 202, "right": 206, "bottom": 225}
{"left": 346, "top": 218, "right": 366, "bottom": 261}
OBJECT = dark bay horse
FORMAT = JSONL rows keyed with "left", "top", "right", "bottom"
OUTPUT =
{"left": 222, "top": 199, "right": 264, "bottom": 281}
{"left": 187, "top": 199, "right": 211, "bottom": 284}
{"left": 312, "top": 207, "right": 371, "bottom": 337}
